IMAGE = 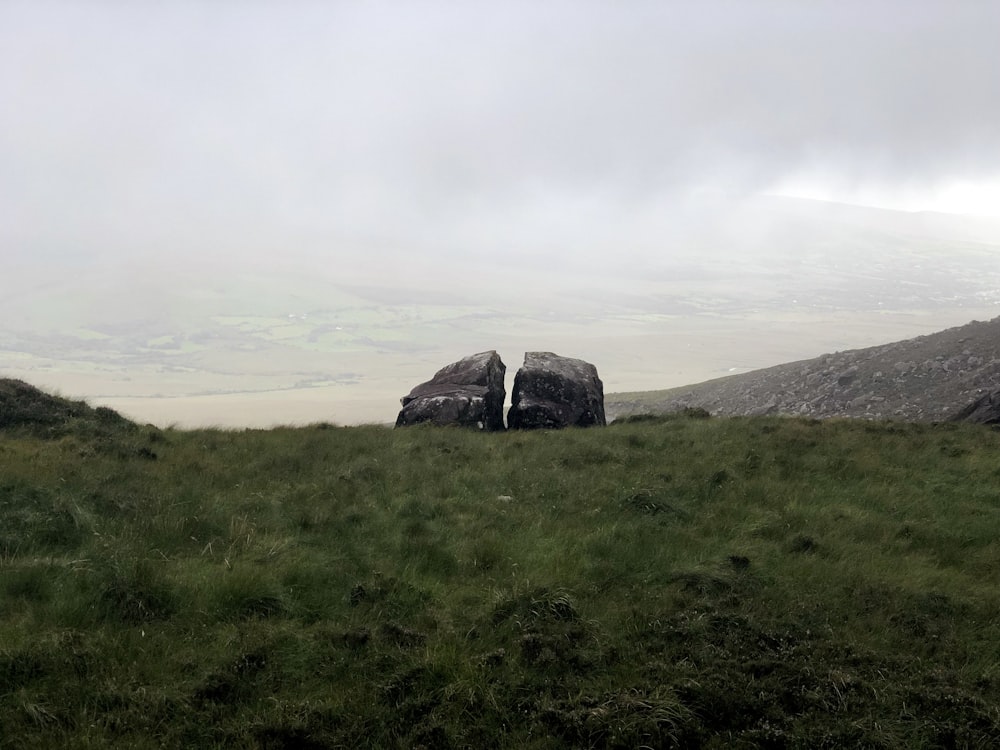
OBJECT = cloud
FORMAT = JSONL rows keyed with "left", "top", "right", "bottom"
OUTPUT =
{"left": 3, "top": 0, "right": 1000, "bottom": 266}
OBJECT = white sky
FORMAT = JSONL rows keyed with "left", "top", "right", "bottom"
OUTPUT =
{"left": 2, "top": 0, "right": 1000, "bottom": 269}
{"left": 771, "top": 176, "right": 1000, "bottom": 217}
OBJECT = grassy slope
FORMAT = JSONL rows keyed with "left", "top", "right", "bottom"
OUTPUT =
{"left": 2, "top": 413, "right": 1000, "bottom": 748}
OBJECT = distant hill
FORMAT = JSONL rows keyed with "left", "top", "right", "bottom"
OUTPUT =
{"left": 606, "top": 316, "right": 1000, "bottom": 422}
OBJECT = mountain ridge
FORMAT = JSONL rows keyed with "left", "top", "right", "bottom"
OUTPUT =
{"left": 606, "top": 315, "right": 1000, "bottom": 422}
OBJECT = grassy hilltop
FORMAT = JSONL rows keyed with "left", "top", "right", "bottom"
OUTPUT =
{"left": 2, "top": 388, "right": 1000, "bottom": 747}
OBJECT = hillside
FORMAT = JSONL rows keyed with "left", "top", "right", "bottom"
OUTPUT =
{"left": 2, "top": 384, "right": 1000, "bottom": 747}
{"left": 607, "top": 316, "right": 1000, "bottom": 422}
{"left": 0, "top": 378, "right": 136, "bottom": 436}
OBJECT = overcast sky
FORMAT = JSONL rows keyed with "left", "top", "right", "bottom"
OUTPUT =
{"left": 4, "top": 1, "right": 1000, "bottom": 269}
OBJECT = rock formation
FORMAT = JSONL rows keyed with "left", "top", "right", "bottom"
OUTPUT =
{"left": 395, "top": 351, "right": 506, "bottom": 430}
{"left": 949, "top": 389, "right": 1000, "bottom": 425}
{"left": 508, "top": 352, "right": 606, "bottom": 429}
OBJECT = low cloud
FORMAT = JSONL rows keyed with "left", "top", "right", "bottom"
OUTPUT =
{"left": 3, "top": 1, "right": 1000, "bottom": 269}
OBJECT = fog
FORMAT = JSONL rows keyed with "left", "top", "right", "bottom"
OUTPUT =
{"left": 3, "top": 2, "right": 1000, "bottom": 425}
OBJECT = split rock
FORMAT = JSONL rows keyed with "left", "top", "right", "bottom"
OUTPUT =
{"left": 508, "top": 352, "right": 606, "bottom": 429}
{"left": 395, "top": 351, "right": 506, "bottom": 430}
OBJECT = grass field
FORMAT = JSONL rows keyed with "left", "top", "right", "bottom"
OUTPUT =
{"left": 2, "top": 392, "right": 1000, "bottom": 747}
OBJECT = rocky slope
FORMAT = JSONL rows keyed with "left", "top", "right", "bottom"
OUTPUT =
{"left": 606, "top": 316, "right": 1000, "bottom": 422}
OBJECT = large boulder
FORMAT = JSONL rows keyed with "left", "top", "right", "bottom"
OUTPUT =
{"left": 508, "top": 352, "right": 606, "bottom": 429}
{"left": 949, "top": 389, "right": 1000, "bottom": 425}
{"left": 395, "top": 351, "right": 506, "bottom": 430}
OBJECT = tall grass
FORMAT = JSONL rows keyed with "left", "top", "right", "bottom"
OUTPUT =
{"left": 1, "top": 413, "right": 999, "bottom": 747}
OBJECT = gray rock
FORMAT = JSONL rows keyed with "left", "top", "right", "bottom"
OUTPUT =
{"left": 508, "top": 352, "right": 606, "bottom": 429}
{"left": 396, "top": 351, "right": 506, "bottom": 430}
{"left": 949, "top": 389, "right": 1000, "bottom": 425}
{"left": 837, "top": 366, "right": 859, "bottom": 386}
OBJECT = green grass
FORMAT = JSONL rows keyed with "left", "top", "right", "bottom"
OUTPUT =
{"left": 2, "top": 408, "right": 1000, "bottom": 747}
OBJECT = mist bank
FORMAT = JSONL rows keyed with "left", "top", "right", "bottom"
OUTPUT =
{"left": 4, "top": 197, "right": 1000, "bottom": 427}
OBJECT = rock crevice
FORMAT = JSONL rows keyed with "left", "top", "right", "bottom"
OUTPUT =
{"left": 396, "top": 351, "right": 606, "bottom": 430}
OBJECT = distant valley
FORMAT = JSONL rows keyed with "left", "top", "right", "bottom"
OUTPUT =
{"left": 4, "top": 196, "right": 1000, "bottom": 427}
